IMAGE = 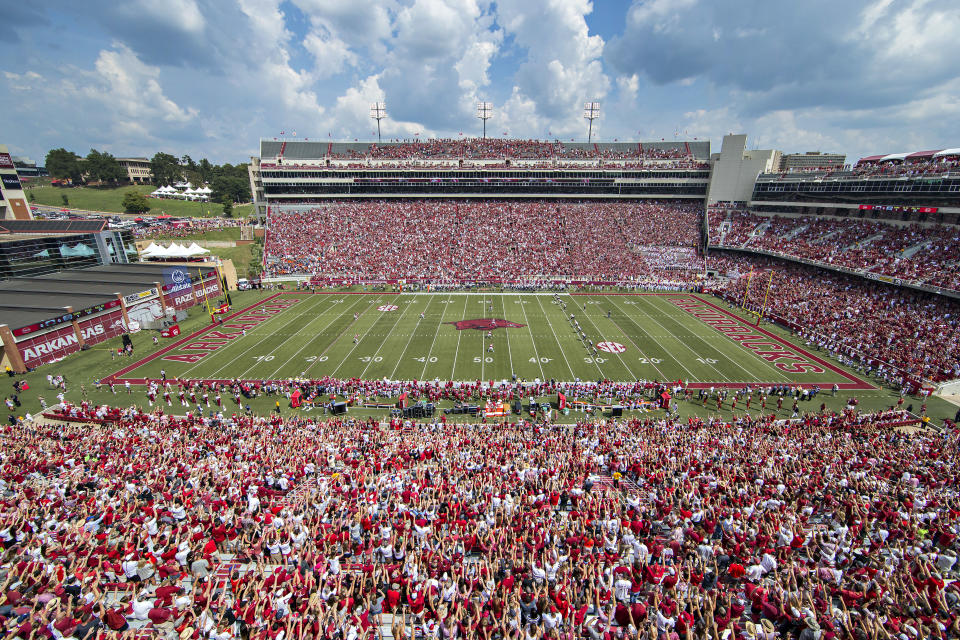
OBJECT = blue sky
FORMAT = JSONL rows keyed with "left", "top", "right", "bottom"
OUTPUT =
{"left": 2, "top": 0, "right": 958, "bottom": 165}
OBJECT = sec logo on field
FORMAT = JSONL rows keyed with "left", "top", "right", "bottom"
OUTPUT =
{"left": 596, "top": 341, "right": 626, "bottom": 353}
{"left": 377, "top": 304, "right": 399, "bottom": 311}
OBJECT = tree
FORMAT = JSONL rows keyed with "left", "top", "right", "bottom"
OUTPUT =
{"left": 197, "top": 158, "right": 214, "bottom": 184}
{"left": 220, "top": 195, "right": 233, "bottom": 217}
{"left": 61, "top": 194, "right": 69, "bottom": 207}
{"left": 85, "top": 149, "right": 124, "bottom": 184}
{"left": 150, "top": 152, "right": 182, "bottom": 186}
{"left": 122, "top": 191, "right": 152, "bottom": 214}
{"left": 210, "top": 174, "right": 250, "bottom": 204}
{"left": 45, "top": 148, "right": 85, "bottom": 184}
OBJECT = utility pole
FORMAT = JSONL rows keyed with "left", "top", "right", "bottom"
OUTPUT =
{"left": 583, "top": 102, "right": 600, "bottom": 143}
{"left": 477, "top": 102, "right": 493, "bottom": 139}
{"left": 370, "top": 102, "right": 387, "bottom": 143}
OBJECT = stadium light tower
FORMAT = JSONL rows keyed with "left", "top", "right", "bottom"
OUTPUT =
{"left": 477, "top": 101, "right": 493, "bottom": 139}
{"left": 370, "top": 102, "right": 387, "bottom": 143}
{"left": 583, "top": 101, "right": 600, "bottom": 143}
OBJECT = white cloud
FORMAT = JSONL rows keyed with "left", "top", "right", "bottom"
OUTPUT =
{"left": 235, "top": 0, "right": 324, "bottom": 119}
{"left": 496, "top": 0, "right": 609, "bottom": 134}
{"left": 323, "top": 74, "right": 430, "bottom": 139}
{"left": 303, "top": 27, "right": 358, "bottom": 78}
{"left": 85, "top": 44, "right": 197, "bottom": 125}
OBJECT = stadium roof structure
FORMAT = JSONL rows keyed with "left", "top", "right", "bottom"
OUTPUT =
{"left": 259, "top": 138, "right": 713, "bottom": 161}
{"left": 0, "top": 264, "right": 220, "bottom": 330}
{"left": 858, "top": 147, "right": 959, "bottom": 164}
{"left": 0, "top": 219, "right": 108, "bottom": 234}
{"left": 906, "top": 150, "right": 942, "bottom": 160}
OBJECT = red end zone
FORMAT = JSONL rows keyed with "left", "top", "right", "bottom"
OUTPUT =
{"left": 666, "top": 294, "right": 873, "bottom": 390}
{"left": 103, "top": 293, "right": 286, "bottom": 384}
{"left": 103, "top": 292, "right": 388, "bottom": 385}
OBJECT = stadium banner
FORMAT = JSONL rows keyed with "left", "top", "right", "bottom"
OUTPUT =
{"left": 12, "top": 299, "right": 122, "bottom": 339}
{"left": 75, "top": 309, "right": 127, "bottom": 346}
{"left": 859, "top": 204, "right": 938, "bottom": 213}
{"left": 1, "top": 174, "right": 23, "bottom": 190}
{"left": 18, "top": 325, "right": 82, "bottom": 369}
{"left": 0, "top": 153, "right": 13, "bottom": 168}
{"left": 162, "top": 266, "right": 193, "bottom": 294}
{"left": 160, "top": 324, "right": 181, "bottom": 338}
{"left": 124, "top": 288, "right": 157, "bottom": 304}
{"left": 170, "top": 277, "right": 220, "bottom": 311}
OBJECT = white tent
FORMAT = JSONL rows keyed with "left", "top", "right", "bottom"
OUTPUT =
{"left": 140, "top": 242, "right": 163, "bottom": 255}
{"left": 197, "top": 186, "right": 212, "bottom": 194}
{"left": 167, "top": 243, "right": 194, "bottom": 258}
{"left": 186, "top": 242, "right": 210, "bottom": 255}
{"left": 933, "top": 148, "right": 960, "bottom": 158}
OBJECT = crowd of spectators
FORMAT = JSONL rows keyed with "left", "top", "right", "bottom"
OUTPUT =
{"left": 284, "top": 139, "right": 710, "bottom": 169}
{"left": 2, "top": 400, "right": 958, "bottom": 640}
{"left": 851, "top": 157, "right": 960, "bottom": 178}
{"left": 264, "top": 201, "right": 703, "bottom": 281}
{"left": 708, "top": 211, "right": 960, "bottom": 292}
{"left": 757, "top": 155, "right": 959, "bottom": 181}
{"left": 133, "top": 218, "right": 244, "bottom": 240}
{"left": 710, "top": 255, "right": 960, "bottom": 383}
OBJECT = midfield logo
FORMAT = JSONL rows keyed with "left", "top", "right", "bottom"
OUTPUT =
{"left": 447, "top": 318, "right": 526, "bottom": 331}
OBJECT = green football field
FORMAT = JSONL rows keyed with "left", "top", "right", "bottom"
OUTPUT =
{"left": 109, "top": 292, "right": 872, "bottom": 389}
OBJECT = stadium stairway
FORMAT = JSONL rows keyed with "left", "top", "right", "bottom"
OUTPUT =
{"left": 781, "top": 223, "right": 809, "bottom": 241}
{"left": 843, "top": 232, "right": 885, "bottom": 252}
{"left": 902, "top": 239, "right": 934, "bottom": 260}
{"left": 743, "top": 221, "right": 772, "bottom": 247}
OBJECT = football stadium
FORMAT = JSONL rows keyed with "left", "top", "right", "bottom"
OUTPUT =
{"left": 2, "top": 4, "right": 960, "bottom": 640}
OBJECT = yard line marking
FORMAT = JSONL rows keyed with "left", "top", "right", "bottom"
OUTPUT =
{"left": 601, "top": 295, "right": 672, "bottom": 381}
{"left": 627, "top": 296, "right": 725, "bottom": 382}
{"left": 357, "top": 295, "right": 420, "bottom": 379}
{"left": 295, "top": 295, "right": 390, "bottom": 379}
{"left": 650, "top": 295, "right": 790, "bottom": 383}
{"left": 480, "top": 295, "right": 486, "bottom": 380}
{"left": 517, "top": 294, "right": 545, "bottom": 380}
{"left": 390, "top": 296, "right": 435, "bottom": 380}
{"left": 450, "top": 296, "right": 470, "bottom": 379}
{"left": 576, "top": 296, "right": 638, "bottom": 380}
{"left": 500, "top": 294, "right": 515, "bottom": 378}
{"left": 266, "top": 296, "right": 368, "bottom": 379}
{"left": 182, "top": 295, "right": 324, "bottom": 380}
{"left": 420, "top": 297, "right": 453, "bottom": 380}
{"left": 533, "top": 295, "right": 575, "bottom": 381}
{"left": 314, "top": 294, "right": 400, "bottom": 379}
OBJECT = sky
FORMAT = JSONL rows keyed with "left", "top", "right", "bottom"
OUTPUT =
{"left": 2, "top": 0, "right": 959, "bottom": 166}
